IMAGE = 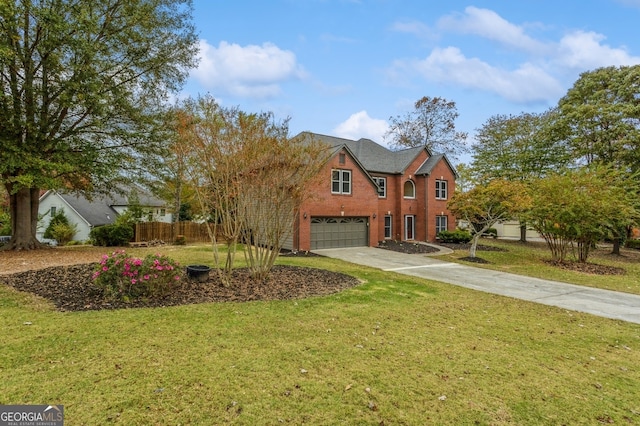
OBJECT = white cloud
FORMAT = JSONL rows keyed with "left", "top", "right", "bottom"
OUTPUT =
{"left": 392, "top": 47, "right": 564, "bottom": 103}
{"left": 556, "top": 30, "right": 640, "bottom": 69}
{"left": 386, "top": 7, "right": 640, "bottom": 105}
{"left": 333, "top": 111, "right": 389, "bottom": 143}
{"left": 437, "top": 6, "right": 548, "bottom": 54}
{"left": 191, "top": 40, "right": 307, "bottom": 98}
{"left": 390, "top": 20, "right": 435, "bottom": 39}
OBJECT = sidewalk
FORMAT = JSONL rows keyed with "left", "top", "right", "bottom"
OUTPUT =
{"left": 314, "top": 247, "right": 640, "bottom": 325}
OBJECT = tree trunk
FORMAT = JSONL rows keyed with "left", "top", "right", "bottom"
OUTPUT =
{"left": 3, "top": 186, "right": 42, "bottom": 250}
{"left": 611, "top": 237, "right": 621, "bottom": 255}
{"left": 519, "top": 223, "right": 527, "bottom": 243}
{"left": 469, "top": 233, "right": 481, "bottom": 258}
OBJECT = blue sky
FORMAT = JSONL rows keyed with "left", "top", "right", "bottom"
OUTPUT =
{"left": 183, "top": 0, "right": 640, "bottom": 163}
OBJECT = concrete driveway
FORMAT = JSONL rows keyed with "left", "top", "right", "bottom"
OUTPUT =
{"left": 314, "top": 246, "right": 640, "bottom": 325}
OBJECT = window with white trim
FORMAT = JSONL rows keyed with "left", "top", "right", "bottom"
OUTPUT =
{"left": 404, "top": 180, "right": 415, "bottom": 198}
{"left": 435, "top": 180, "right": 448, "bottom": 200}
{"left": 50, "top": 206, "right": 57, "bottom": 217}
{"left": 436, "top": 215, "right": 448, "bottom": 234}
{"left": 384, "top": 215, "right": 392, "bottom": 239}
{"left": 373, "top": 177, "right": 386, "bottom": 198}
{"left": 331, "top": 169, "right": 351, "bottom": 194}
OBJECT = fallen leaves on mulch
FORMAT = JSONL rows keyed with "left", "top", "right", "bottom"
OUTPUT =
{"left": 459, "top": 256, "right": 490, "bottom": 264}
{"left": 439, "top": 243, "right": 508, "bottom": 252}
{"left": 544, "top": 260, "right": 626, "bottom": 276}
{"left": 0, "top": 264, "right": 361, "bottom": 312}
{"left": 377, "top": 240, "right": 440, "bottom": 254}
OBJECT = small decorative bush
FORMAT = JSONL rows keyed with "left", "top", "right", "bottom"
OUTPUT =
{"left": 174, "top": 234, "right": 186, "bottom": 245}
{"left": 486, "top": 228, "right": 498, "bottom": 238}
{"left": 49, "top": 221, "right": 77, "bottom": 245}
{"left": 625, "top": 239, "right": 640, "bottom": 250}
{"left": 90, "top": 223, "right": 134, "bottom": 246}
{"left": 44, "top": 209, "right": 77, "bottom": 244}
{"left": 437, "top": 230, "right": 472, "bottom": 244}
{"left": 92, "top": 250, "right": 183, "bottom": 301}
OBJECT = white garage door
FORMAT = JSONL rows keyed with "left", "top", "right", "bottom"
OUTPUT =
{"left": 311, "top": 217, "right": 368, "bottom": 249}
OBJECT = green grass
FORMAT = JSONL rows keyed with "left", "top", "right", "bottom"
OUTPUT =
{"left": 1, "top": 245, "right": 640, "bottom": 424}
{"left": 433, "top": 238, "right": 640, "bottom": 295}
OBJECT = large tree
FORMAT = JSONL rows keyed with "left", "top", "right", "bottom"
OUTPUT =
{"left": 0, "top": 0, "right": 198, "bottom": 250}
{"left": 177, "top": 96, "right": 329, "bottom": 284}
{"left": 558, "top": 65, "right": 640, "bottom": 170}
{"left": 471, "top": 110, "right": 570, "bottom": 241}
{"left": 557, "top": 65, "right": 640, "bottom": 253}
{"left": 472, "top": 110, "right": 570, "bottom": 183}
{"left": 385, "top": 96, "right": 468, "bottom": 160}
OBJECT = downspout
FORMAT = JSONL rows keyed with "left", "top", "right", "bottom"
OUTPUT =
{"left": 424, "top": 174, "right": 429, "bottom": 242}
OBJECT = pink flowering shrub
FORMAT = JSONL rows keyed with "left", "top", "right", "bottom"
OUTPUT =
{"left": 92, "top": 250, "right": 183, "bottom": 300}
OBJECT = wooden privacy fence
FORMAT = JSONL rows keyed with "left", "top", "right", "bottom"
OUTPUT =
{"left": 134, "top": 221, "right": 214, "bottom": 243}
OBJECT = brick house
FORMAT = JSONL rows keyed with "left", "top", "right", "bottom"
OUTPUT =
{"left": 287, "top": 132, "right": 458, "bottom": 251}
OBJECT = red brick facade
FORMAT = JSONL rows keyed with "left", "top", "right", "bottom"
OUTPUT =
{"left": 291, "top": 134, "right": 457, "bottom": 251}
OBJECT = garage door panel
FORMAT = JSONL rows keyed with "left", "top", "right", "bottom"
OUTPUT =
{"left": 311, "top": 217, "right": 368, "bottom": 249}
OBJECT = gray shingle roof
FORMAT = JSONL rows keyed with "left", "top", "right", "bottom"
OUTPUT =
{"left": 45, "top": 184, "right": 166, "bottom": 227}
{"left": 415, "top": 153, "right": 459, "bottom": 178}
{"left": 297, "top": 132, "right": 431, "bottom": 174}
{"left": 105, "top": 183, "right": 166, "bottom": 207}
{"left": 58, "top": 192, "right": 118, "bottom": 227}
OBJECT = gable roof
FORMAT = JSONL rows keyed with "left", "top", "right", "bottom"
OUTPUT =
{"left": 415, "top": 153, "right": 460, "bottom": 179}
{"left": 296, "top": 132, "right": 432, "bottom": 175}
{"left": 105, "top": 183, "right": 166, "bottom": 207}
{"left": 40, "top": 184, "right": 166, "bottom": 227}
{"left": 40, "top": 190, "right": 118, "bottom": 227}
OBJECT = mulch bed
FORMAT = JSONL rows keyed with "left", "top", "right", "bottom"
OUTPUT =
{"left": 543, "top": 260, "right": 626, "bottom": 275}
{"left": 1, "top": 264, "right": 361, "bottom": 312}
{"left": 439, "top": 242, "right": 508, "bottom": 252}
{"left": 377, "top": 240, "right": 440, "bottom": 254}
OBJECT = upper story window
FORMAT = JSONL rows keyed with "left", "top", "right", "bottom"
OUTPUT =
{"left": 403, "top": 180, "right": 415, "bottom": 198}
{"left": 435, "top": 179, "right": 448, "bottom": 200}
{"left": 50, "top": 206, "right": 57, "bottom": 217}
{"left": 339, "top": 153, "right": 346, "bottom": 165}
{"left": 332, "top": 169, "right": 351, "bottom": 194}
{"left": 373, "top": 177, "right": 386, "bottom": 198}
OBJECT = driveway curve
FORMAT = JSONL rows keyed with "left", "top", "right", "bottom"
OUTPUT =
{"left": 314, "top": 247, "right": 640, "bottom": 325}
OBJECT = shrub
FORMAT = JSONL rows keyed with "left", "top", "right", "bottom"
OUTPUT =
{"left": 90, "top": 223, "right": 134, "bottom": 246}
{"left": 174, "top": 234, "right": 186, "bottom": 245}
{"left": 437, "top": 230, "right": 472, "bottom": 244}
{"left": 49, "top": 221, "right": 77, "bottom": 245}
{"left": 625, "top": 239, "right": 640, "bottom": 250}
{"left": 486, "top": 228, "right": 498, "bottom": 238}
{"left": 0, "top": 210, "right": 10, "bottom": 236}
{"left": 44, "top": 210, "right": 71, "bottom": 240}
{"left": 92, "top": 250, "right": 183, "bottom": 301}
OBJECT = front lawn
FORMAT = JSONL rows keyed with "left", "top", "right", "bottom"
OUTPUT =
{"left": 1, "top": 247, "right": 640, "bottom": 424}
{"left": 435, "top": 238, "right": 640, "bottom": 295}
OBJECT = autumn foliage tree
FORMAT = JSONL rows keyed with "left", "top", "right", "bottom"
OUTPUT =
{"left": 524, "top": 167, "right": 640, "bottom": 263}
{"left": 447, "top": 179, "right": 531, "bottom": 258}
{"left": 176, "top": 97, "right": 328, "bottom": 284}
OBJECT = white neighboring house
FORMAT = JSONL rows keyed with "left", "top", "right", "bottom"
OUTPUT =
{"left": 38, "top": 186, "right": 172, "bottom": 243}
